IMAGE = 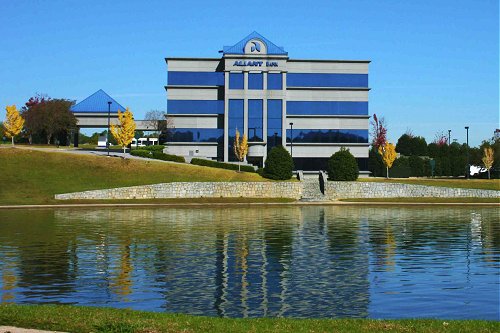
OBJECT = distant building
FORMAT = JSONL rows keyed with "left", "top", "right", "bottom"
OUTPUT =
{"left": 165, "top": 32, "right": 370, "bottom": 173}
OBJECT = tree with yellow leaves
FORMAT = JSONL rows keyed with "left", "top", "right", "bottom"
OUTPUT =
{"left": 233, "top": 129, "right": 248, "bottom": 172}
{"left": 4, "top": 105, "right": 25, "bottom": 146}
{"left": 110, "top": 108, "right": 136, "bottom": 154}
{"left": 482, "top": 147, "right": 494, "bottom": 179}
{"left": 378, "top": 141, "right": 397, "bottom": 178}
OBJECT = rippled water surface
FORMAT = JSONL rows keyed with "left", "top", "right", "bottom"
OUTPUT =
{"left": 0, "top": 206, "right": 498, "bottom": 319}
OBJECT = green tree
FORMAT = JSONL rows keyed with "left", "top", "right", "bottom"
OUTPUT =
{"left": 396, "top": 133, "right": 428, "bottom": 156}
{"left": 327, "top": 147, "right": 359, "bottom": 181}
{"left": 263, "top": 146, "right": 293, "bottom": 180}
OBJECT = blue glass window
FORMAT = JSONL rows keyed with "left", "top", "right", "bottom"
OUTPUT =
{"left": 248, "top": 73, "right": 263, "bottom": 90}
{"left": 267, "top": 99, "right": 282, "bottom": 151}
{"left": 167, "top": 100, "right": 224, "bottom": 115}
{"left": 228, "top": 99, "right": 244, "bottom": 161}
{"left": 267, "top": 73, "right": 282, "bottom": 90}
{"left": 286, "top": 129, "right": 368, "bottom": 143}
{"left": 170, "top": 128, "right": 223, "bottom": 142}
{"left": 229, "top": 73, "right": 244, "bottom": 89}
{"left": 248, "top": 99, "right": 263, "bottom": 141}
{"left": 168, "top": 71, "right": 224, "bottom": 86}
{"left": 286, "top": 101, "right": 368, "bottom": 115}
{"left": 287, "top": 73, "right": 368, "bottom": 88}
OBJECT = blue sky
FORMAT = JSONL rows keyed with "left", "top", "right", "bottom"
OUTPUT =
{"left": 0, "top": 0, "right": 498, "bottom": 146}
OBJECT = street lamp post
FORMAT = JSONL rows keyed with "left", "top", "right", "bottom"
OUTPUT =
{"left": 107, "top": 101, "right": 112, "bottom": 156}
{"left": 289, "top": 122, "right": 294, "bottom": 163}
{"left": 448, "top": 129, "right": 451, "bottom": 145}
{"left": 465, "top": 126, "right": 469, "bottom": 180}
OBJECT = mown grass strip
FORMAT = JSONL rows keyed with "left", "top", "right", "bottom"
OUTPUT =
{"left": 358, "top": 177, "right": 500, "bottom": 191}
{"left": 0, "top": 304, "right": 498, "bottom": 333}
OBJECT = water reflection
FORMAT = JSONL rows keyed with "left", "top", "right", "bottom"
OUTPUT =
{"left": 0, "top": 206, "right": 498, "bottom": 319}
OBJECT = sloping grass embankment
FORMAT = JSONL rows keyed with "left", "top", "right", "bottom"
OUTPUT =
{"left": 0, "top": 148, "right": 267, "bottom": 205}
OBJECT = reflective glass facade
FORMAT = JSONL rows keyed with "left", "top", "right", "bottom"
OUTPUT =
{"left": 287, "top": 73, "right": 368, "bottom": 88}
{"left": 248, "top": 73, "right": 263, "bottom": 90}
{"left": 248, "top": 99, "right": 263, "bottom": 141}
{"left": 228, "top": 99, "right": 244, "bottom": 161}
{"left": 286, "top": 129, "right": 368, "bottom": 143}
{"left": 170, "top": 129, "right": 223, "bottom": 142}
{"left": 229, "top": 73, "right": 244, "bottom": 89}
{"left": 267, "top": 73, "right": 282, "bottom": 90}
{"left": 267, "top": 100, "right": 282, "bottom": 151}
{"left": 168, "top": 71, "right": 224, "bottom": 86}
{"left": 167, "top": 100, "right": 224, "bottom": 115}
{"left": 287, "top": 101, "right": 368, "bottom": 115}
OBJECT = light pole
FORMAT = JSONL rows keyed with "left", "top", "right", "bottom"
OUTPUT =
{"left": 289, "top": 122, "right": 294, "bottom": 162}
{"left": 107, "top": 101, "right": 112, "bottom": 156}
{"left": 448, "top": 129, "right": 451, "bottom": 145}
{"left": 465, "top": 126, "right": 469, "bottom": 180}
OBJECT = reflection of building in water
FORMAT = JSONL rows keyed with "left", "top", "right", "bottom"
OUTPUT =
{"left": 1, "top": 252, "right": 17, "bottom": 303}
{"left": 212, "top": 206, "right": 370, "bottom": 318}
{"left": 110, "top": 237, "right": 133, "bottom": 300}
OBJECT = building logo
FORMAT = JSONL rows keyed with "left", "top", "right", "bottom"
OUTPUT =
{"left": 250, "top": 41, "right": 261, "bottom": 52}
{"left": 244, "top": 39, "right": 267, "bottom": 54}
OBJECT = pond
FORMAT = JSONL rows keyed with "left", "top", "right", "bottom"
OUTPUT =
{"left": 0, "top": 206, "right": 498, "bottom": 319}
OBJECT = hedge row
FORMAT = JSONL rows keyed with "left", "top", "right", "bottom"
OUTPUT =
{"left": 130, "top": 149, "right": 185, "bottom": 163}
{"left": 190, "top": 158, "right": 256, "bottom": 173}
{"left": 141, "top": 145, "right": 165, "bottom": 152}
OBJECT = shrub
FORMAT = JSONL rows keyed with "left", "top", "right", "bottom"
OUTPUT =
{"left": 151, "top": 151, "right": 185, "bottom": 163}
{"left": 327, "top": 147, "right": 359, "bottom": 181}
{"left": 130, "top": 150, "right": 152, "bottom": 158}
{"left": 190, "top": 158, "right": 256, "bottom": 173}
{"left": 368, "top": 148, "right": 384, "bottom": 177}
{"left": 391, "top": 156, "right": 411, "bottom": 178}
{"left": 409, "top": 155, "right": 425, "bottom": 177}
{"left": 141, "top": 145, "right": 165, "bottom": 152}
{"left": 263, "top": 146, "right": 293, "bottom": 180}
{"left": 130, "top": 149, "right": 185, "bottom": 163}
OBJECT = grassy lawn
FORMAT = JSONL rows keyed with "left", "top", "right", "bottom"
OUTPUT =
{"left": 341, "top": 197, "right": 499, "bottom": 204}
{"left": 0, "top": 148, "right": 267, "bottom": 205}
{"left": 0, "top": 304, "right": 497, "bottom": 333}
{"left": 359, "top": 177, "right": 500, "bottom": 191}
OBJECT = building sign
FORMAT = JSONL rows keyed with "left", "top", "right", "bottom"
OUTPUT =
{"left": 233, "top": 60, "right": 279, "bottom": 67}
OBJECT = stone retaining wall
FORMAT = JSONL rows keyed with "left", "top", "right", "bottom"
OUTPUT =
{"left": 55, "top": 182, "right": 303, "bottom": 200}
{"left": 325, "top": 182, "right": 499, "bottom": 199}
{"left": 55, "top": 181, "right": 499, "bottom": 201}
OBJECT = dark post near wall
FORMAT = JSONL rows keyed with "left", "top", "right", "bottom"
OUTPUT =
{"left": 465, "top": 126, "right": 469, "bottom": 180}
{"left": 107, "top": 101, "right": 112, "bottom": 156}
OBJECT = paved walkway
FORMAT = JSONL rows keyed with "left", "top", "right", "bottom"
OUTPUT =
{"left": 0, "top": 327, "right": 66, "bottom": 333}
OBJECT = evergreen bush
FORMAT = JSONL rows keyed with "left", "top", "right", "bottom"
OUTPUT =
{"left": 151, "top": 151, "right": 185, "bottom": 163}
{"left": 391, "top": 157, "right": 411, "bottom": 178}
{"left": 142, "top": 145, "right": 165, "bottom": 152}
{"left": 326, "top": 147, "right": 359, "bottom": 181}
{"left": 130, "top": 150, "right": 151, "bottom": 158}
{"left": 409, "top": 155, "right": 425, "bottom": 177}
{"left": 263, "top": 146, "right": 293, "bottom": 180}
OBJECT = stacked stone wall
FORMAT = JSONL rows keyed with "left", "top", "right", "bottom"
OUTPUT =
{"left": 55, "top": 182, "right": 303, "bottom": 200}
{"left": 325, "top": 182, "right": 499, "bottom": 199}
{"left": 55, "top": 181, "right": 500, "bottom": 201}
